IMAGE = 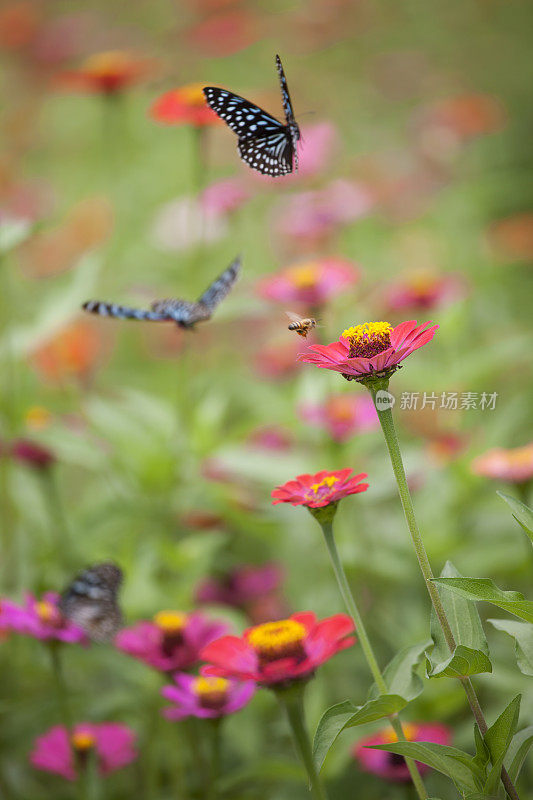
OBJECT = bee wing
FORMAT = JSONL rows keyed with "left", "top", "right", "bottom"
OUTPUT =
{"left": 285, "top": 310, "right": 304, "bottom": 323}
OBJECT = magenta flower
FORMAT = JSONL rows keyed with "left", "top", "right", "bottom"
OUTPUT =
{"left": 200, "top": 178, "right": 250, "bottom": 218}
{"left": 298, "top": 320, "right": 438, "bottom": 382}
{"left": 202, "top": 611, "right": 355, "bottom": 687}
{"left": 272, "top": 469, "right": 368, "bottom": 509}
{"left": 30, "top": 722, "right": 137, "bottom": 780}
{"left": 115, "top": 610, "right": 228, "bottom": 672}
{"left": 8, "top": 438, "right": 55, "bottom": 469}
{"left": 1, "top": 592, "right": 87, "bottom": 644}
{"left": 383, "top": 271, "right": 465, "bottom": 314}
{"left": 196, "top": 563, "right": 283, "bottom": 610}
{"left": 162, "top": 671, "right": 255, "bottom": 720}
{"left": 300, "top": 394, "right": 378, "bottom": 442}
{"left": 353, "top": 722, "right": 451, "bottom": 782}
{"left": 471, "top": 443, "right": 533, "bottom": 484}
{"left": 247, "top": 425, "right": 293, "bottom": 451}
{"left": 257, "top": 257, "right": 360, "bottom": 308}
{"left": 295, "top": 122, "right": 338, "bottom": 179}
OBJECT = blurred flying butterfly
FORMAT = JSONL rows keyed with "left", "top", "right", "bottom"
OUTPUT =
{"left": 82, "top": 256, "right": 241, "bottom": 328}
{"left": 58, "top": 563, "right": 123, "bottom": 643}
{"left": 203, "top": 55, "right": 300, "bottom": 177}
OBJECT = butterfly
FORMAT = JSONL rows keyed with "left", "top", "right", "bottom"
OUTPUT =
{"left": 203, "top": 55, "right": 300, "bottom": 177}
{"left": 82, "top": 256, "right": 241, "bottom": 328}
{"left": 58, "top": 563, "right": 123, "bottom": 643}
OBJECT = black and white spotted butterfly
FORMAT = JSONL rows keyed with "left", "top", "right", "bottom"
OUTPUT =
{"left": 82, "top": 256, "right": 241, "bottom": 328}
{"left": 203, "top": 55, "right": 300, "bottom": 177}
{"left": 58, "top": 563, "right": 123, "bottom": 643}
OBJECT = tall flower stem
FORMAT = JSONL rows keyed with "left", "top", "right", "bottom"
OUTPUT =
{"left": 276, "top": 684, "right": 328, "bottom": 800}
{"left": 48, "top": 641, "right": 74, "bottom": 734}
{"left": 318, "top": 517, "right": 427, "bottom": 799}
{"left": 206, "top": 717, "right": 223, "bottom": 800}
{"left": 368, "top": 381, "right": 521, "bottom": 800}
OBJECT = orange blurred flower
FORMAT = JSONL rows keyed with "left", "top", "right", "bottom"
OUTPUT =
{"left": 150, "top": 83, "right": 220, "bottom": 127}
{"left": 424, "top": 93, "right": 506, "bottom": 140}
{"left": 488, "top": 213, "right": 533, "bottom": 262}
{"left": 56, "top": 50, "right": 153, "bottom": 95}
{"left": 30, "top": 320, "right": 106, "bottom": 383}
{"left": 187, "top": 10, "right": 259, "bottom": 57}
{"left": 0, "top": 2, "right": 40, "bottom": 51}
{"left": 471, "top": 443, "right": 533, "bottom": 485}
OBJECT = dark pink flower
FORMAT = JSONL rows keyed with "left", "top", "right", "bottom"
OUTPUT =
{"left": 1, "top": 592, "right": 87, "bottom": 644}
{"left": 200, "top": 178, "right": 250, "bottom": 217}
{"left": 272, "top": 469, "right": 368, "bottom": 509}
{"left": 298, "top": 320, "right": 438, "bottom": 382}
{"left": 30, "top": 722, "right": 137, "bottom": 780}
{"left": 115, "top": 610, "right": 228, "bottom": 672}
{"left": 257, "top": 257, "right": 360, "bottom": 308}
{"left": 255, "top": 339, "right": 303, "bottom": 380}
{"left": 353, "top": 722, "right": 451, "bottom": 782}
{"left": 296, "top": 122, "right": 338, "bottom": 179}
{"left": 9, "top": 438, "right": 55, "bottom": 469}
{"left": 201, "top": 611, "right": 355, "bottom": 686}
{"left": 162, "top": 670, "right": 255, "bottom": 720}
{"left": 471, "top": 443, "right": 533, "bottom": 484}
{"left": 247, "top": 426, "right": 292, "bottom": 451}
{"left": 383, "top": 272, "right": 466, "bottom": 313}
{"left": 300, "top": 394, "right": 378, "bottom": 442}
{"left": 196, "top": 564, "right": 283, "bottom": 609}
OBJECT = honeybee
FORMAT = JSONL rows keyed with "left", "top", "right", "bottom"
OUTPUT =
{"left": 286, "top": 311, "right": 318, "bottom": 338}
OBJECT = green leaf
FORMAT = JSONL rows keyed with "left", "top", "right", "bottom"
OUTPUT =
{"left": 433, "top": 577, "right": 533, "bottom": 623}
{"left": 497, "top": 490, "right": 533, "bottom": 542}
{"left": 368, "top": 639, "right": 431, "bottom": 701}
{"left": 472, "top": 724, "right": 490, "bottom": 773}
{"left": 369, "top": 742, "right": 482, "bottom": 792}
{"left": 505, "top": 725, "right": 533, "bottom": 783}
{"left": 427, "top": 562, "right": 491, "bottom": 678}
{"left": 483, "top": 695, "right": 521, "bottom": 795}
{"left": 489, "top": 618, "right": 533, "bottom": 675}
{"left": 312, "top": 695, "right": 407, "bottom": 773}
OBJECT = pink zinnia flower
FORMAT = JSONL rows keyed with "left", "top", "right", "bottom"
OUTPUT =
{"left": 55, "top": 51, "right": 153, "bottom": 95}
{"left": 272, "top": 469, "right": 368, "bottom": 509}
{"left": 255, "top": 339, "right": 303, "bottom": 380}
{"left": 196, "top": 563, "right": 283, "bottom": 609}
{"left": 201, "top": 611, "right": 355, "bottom": 686}
{"left": 296, "top": 122, "right": 338, "bottom": 179}
{"left": 383, "top": 272, "right": 465, "bottom": 313}
{"left": 247, "top": 426, "right": 292, "bottom": 451}
{"left": 162, "top": 670, "right": 255, "bottom": 720}
{"left": 298, "top": 320, "right": 438, "bottom": 382}
{"left": 150, "top": 83, "right": 220, "bottom": 127}
{"left": 8, "top": 438, "right": 55, "bottom": 469}
{"left": 353, "top": 722, "right": 451, "bottom": 782}
{"left": 30, "top": 722, "right": 137, "bottom": 780}
{"left": 300, "top": 394, "right": 378, "bottom": 442}
{"left": 115, "top": 610, "right": 228, "bottom": 672}
{"left": 1, "top": 592, "right": 87, "bottom": 644}
{"left": 471, "top": 443, "right": 533, "bottom": 485}
{"left": 257, "top": 257, "right": 360, "bottom": 308}
{"left": 200, "top": 178, "right": 250, "bottom": 218}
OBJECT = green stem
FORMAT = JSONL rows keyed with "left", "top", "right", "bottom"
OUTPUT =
{"left": 207, "top": 717, "right": 223, "bottom": 800}
{"left": 40, "top": 469, "right": 72, "bottom": 564}
{"left": 276, "top": 684, "right": 328, "bottom": 800}
{"left": 369, "top": 382, "right": 521, "bottom": 800}
{"left": 319, "top": 519, "right": 427, "bottom": 799}
{"left": 48, "top": 641, "right": 74, "bottom": 733}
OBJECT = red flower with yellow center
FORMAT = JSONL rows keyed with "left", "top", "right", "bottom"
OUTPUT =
{"left": 471, "top": 443, "right": 533, "bottom": 485}
{"left": 150, "top": 83, "right": 220, "bottom": 127}
{"left": 272, "top": 468, "right": 368, "bottom": 509}
{"left": 201, "top": 611, "right": 355, "bottom": 686}
{"left": 298, "top": 319, "right": 438, "bottom": 382}
{"left": 30, "top": 320, "right": 106, "bottom": 384}
{"left": 56, "top": 51, "right": 153, "bottom": 95}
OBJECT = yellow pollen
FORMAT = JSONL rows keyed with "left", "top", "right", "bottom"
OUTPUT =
{"left": 407, "top": 272, "right": 437, "bottom": 293}
{"left": 194, "top": 676, "right": 229, "bottom": 696}
{"left": 327, "top": 397, "right": 354, "bottom": 421}
{"left": 153, "top": 610, "right": 187, "bottom": 632}
{"left": 310, "top": 475, "right": 339, "bottom": 494}
{"left": 342, "top": 322, "right": 393, "bottom": 359}
{"left": 71, "top": 731, "right": 96, "bottom": 751}
{"left": 506, "top": 445, "right": 533, "bottom": 466}
{"left": 288, "top": 262, "right": 320, "bottom": 288}
{"left": 25, "top": 405, "right": 52, "bottom": 431}
{"left": 35, "top": 601, "right": 55, "bottom": 623}
{"left": 248, "top": 619, "right": 306, "bottom": 660}
{"left": 83, "top": 50, "right": 132, "bottom": 75}
{"left": 383, "top": 723, "right": 419, "bottom": 743}
{"left": 178, "top": 83, "right": 209, "bottom": 106}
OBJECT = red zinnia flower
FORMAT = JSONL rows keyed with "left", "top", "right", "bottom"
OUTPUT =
{"left": 298, "top": 320, "right": 438, "bottom": 382}
{"left": 353, "top": 722, "right": 451, "bottom": 782}
{"left": 272, "top": 468, "right": 368, "bottom": 509}
{"left": 56, "top": 51, "right": 153, "bottom": 95}
{"left": 201, "top": 611, "right": 355, "bottom": 686}
{"left": 150, "top": 83, "right": 220, "bottom": 127}
{"left": 471, "top": 443, "right": 533, "bottom": 485}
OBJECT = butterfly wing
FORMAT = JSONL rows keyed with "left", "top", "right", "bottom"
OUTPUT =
{"left": 275, "top": 55, "right": 296, "bottom": 125}
{"left": 238, "top": 132, "right": 293, "bottom": 176}
{"left": 203, "top": 88, "right": 281, "bottom": 135}
{"left": 196, "top": 256, "right": 242, "bottom": 315}
{"left": 83, "top": 300, "right": 171, "bottom": 322}
{"left": 59, "top": 563, "right": 123, "bottom": 643}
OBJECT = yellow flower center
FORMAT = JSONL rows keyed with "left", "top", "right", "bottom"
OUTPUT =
{"left": 71, "top": 731, "right": 96, "bottom": 751}
{"left": 327, "top": 396, "right": 354, "bottom": 421}
{"left": 310, "top": 475, "right": 339, "bottom": 494}
{"left": 25, "top": 405, "right": 52, "bottom": 431}
{"left": 287, "top": 262, "right": 320, "bottom": 288}
{"left": 83, "top": 50, "right": 132, "bottom": 76}
{"left": 406, "top": 271, "right": 437, "bottom": 295}
{"left": 35, "top": 601, "right": 57, "bottom": 624}
{"left": 382, "top": 723, "right": 419, "bottom": 743}
{"left": 248, "top": 619, "right": 306, "bottom": 663}
{"left": 193, "top": 676, "right": 229, "bottom": 710}
{"left": 153, "top": 610, "right": 187, "bottom": 633}
{"left": 342, "top": 322, "right": 393, "bottom": 359}
{"left": 178, "top": 83, "right": 209, "bottom": 107}
{"left": 506, "top": 445, "right": 533, "bottom": 466}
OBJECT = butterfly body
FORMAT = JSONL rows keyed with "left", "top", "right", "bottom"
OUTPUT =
{"left": 83, "top": 256, "right": 241, "bottom": 328}
{"left": 59, "top": 563, "right": 123, "bottom": 643}
{"left": 204, "top": 55, "right": 299, "bottom": 177}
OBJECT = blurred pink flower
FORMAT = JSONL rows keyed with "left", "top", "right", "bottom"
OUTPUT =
{"left": 257, "top": 257, "right": 360, "bottom": 308}
{"left": 383, "top": 271, "right": 466, "bottom": 313}
{"left": 115, "top": 610, "right": 228, "bottom": 672}
{"left": 353, "top": 722, "right": 451, "bottom": 782}
{"left": 296, "top": 122, "right": 338, "bottom": 179}
{"left": 30, "top": 723, "right": 137, "bottom": 780}
{"left": 1, "top": 592, "right": 87, "bottom": 644}
{"left": 200, "top": 178, "right": 250, "bottom": 217}
{"left": 196, "top": 563, "right": 283, "bottom": 609}
{"left": 187, "top": 9, "right": 259, "bottom": 57}
{"left": 247, "top": 425, "right": 293, "bottom": 451}
{"left": 6, "top": 438, "right": 55, "bottom": 469}
{"left": 276, "top": 180, "right": 374, "bottom": 244}
{"left": 300, "top": 394, "right": 378, "bottom": 442}
{"left": 162, "top": 671, "right": 255, "bottom": 720}
{"left": 471, "top": 443, "right": 533, "bottom": 484}
{"left": 255, "top": 339, "right": 303, "bottom": 381}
